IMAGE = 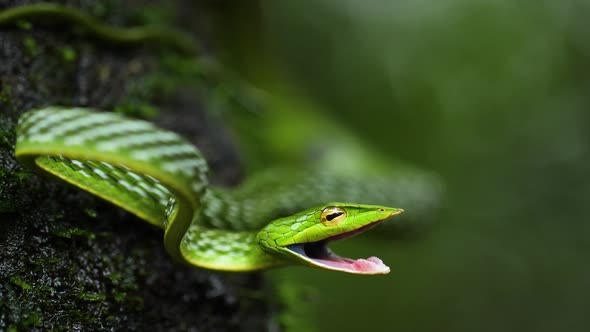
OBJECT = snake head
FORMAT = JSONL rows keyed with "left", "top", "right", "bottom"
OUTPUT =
{"left": 257, "top": 203, "right": 403, "bottom": 275}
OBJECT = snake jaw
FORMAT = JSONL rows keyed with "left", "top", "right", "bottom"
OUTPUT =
{"left": 286, "top": 219, "right": 394, "bottom": 275}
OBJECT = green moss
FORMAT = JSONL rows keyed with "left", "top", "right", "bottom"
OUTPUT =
{"left": 113, "top": 292, "right": 126, "bottom": 302}
{"left": 8, "top": 311, "right": 42, "bottom": 330}
{"left": 59, "top": 47, "right": 77, "bottom": 63}
{"left": 79, "top": 293, "right": 106, "bottom": 302}
{"left": 53, "top": 227, "right": 96, "bottom": 240}
{"left": 0, "top": 84, "right": 12, "bottom": 103}
{"left": 34, "top": 256, "right": 60, "bottom": 265}
{"left": 97, "top": 64, "right": 111, "bottom": 82}
{"left": 37, "top": 285, "right": 56, "bottom": 295}
{"left": 82, "top": 207, "right": 97, "bottom": 218}
{"left": 10, "top": 276, "right": 32, "bottom": 291}
{"left": 22, "top": 36, "right": 38, "bottom": 56}
{"left": 15, "top": 19, "right": 32, "bottom": 30}
{"left": 106, "top": 272, "right": 122, "bottom": 282}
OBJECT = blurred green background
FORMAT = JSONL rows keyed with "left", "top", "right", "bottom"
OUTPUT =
{"left": 212, "top": 1, "right": 589, "bottom": 331}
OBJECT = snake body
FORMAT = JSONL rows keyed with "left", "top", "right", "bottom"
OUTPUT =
{"left": 16, "top": 107, "right": 404, "bottom": 274}
{"left": 3, "top": 3, "right": 437, "bottom": 274}
{"left": 0, "top": 3, "right": 199, "bottom": 54}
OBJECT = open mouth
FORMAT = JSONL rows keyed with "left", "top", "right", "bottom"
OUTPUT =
{"left": 286, "top": 218, "right": 397, "bottom": 275}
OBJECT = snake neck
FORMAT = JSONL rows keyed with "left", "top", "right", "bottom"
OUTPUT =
{"left": 179, "top": 223, "right": 288, "bottom": 271}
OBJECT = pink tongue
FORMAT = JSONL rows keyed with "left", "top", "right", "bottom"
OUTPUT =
{"left": 314, "top": 256, "right": 390, "bottom": 274}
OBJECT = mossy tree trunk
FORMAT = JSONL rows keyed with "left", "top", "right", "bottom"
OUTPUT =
{"left": 0, "top": 1, "right": 275, "bottom": 331}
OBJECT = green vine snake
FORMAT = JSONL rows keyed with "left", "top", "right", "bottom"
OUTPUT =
{"left": 15, "top": 107, "right": 403, "bottom": 274}
{"left": 3, "top": 3, "right": 437, "bottom": 275}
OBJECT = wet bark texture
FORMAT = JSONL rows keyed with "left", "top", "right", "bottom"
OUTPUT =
{"left": 0, "top": 1, "right": 274, "bottom": 331}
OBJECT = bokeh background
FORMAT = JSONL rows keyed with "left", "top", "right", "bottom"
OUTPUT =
{"left": 211, "top": 1, "right": 590, "bottom": 331}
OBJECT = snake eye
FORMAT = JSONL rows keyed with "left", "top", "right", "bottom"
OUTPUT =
{"left": 320, "top": 206, "right": 347, "bottom": 226}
